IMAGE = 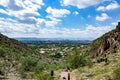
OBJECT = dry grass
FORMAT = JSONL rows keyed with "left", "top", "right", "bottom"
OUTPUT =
{"left": 71, "top": 52, "right": 120, "bottom": 80}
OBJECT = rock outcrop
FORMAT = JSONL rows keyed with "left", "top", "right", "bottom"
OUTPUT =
{"left": 93, "top": 22, "right": 120, "bottom": 57}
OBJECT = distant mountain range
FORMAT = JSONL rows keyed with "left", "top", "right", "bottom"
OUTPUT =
{"left": 15, "top": 38, "right": 92, "bottom": 45}
{"left": 15, "top": 38, "right": 93, "bottom": 41}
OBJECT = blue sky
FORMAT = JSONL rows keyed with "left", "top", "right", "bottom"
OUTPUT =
{"left": 0, "top": 0, "right": 120, "bottom": 40}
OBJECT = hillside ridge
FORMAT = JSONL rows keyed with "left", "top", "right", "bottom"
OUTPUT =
{"left": 93, "top": 22, "right": 120, "bottom": 57}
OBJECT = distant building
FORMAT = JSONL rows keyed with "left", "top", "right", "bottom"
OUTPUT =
{"left": 40, "top": 50, "right": 45, "bottom": 54}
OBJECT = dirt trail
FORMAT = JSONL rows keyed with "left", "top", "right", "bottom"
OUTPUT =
{"left": 59, "top": 71, "right": 77, "bottom": 80}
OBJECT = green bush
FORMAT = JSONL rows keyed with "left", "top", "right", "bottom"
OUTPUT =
{"left": 69, "top": 50, "right": 93, "bottom": 69}
{"left": 86, "top": 58, "right": 93, "bottom": 68}
{"left": 20, "top": 56, "right": 37, "bottom": 72}
{"left": 70, "top": 53, "right": 86, "bottom": 69}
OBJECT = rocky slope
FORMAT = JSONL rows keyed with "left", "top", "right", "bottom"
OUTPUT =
{"left": 0, "top": 33, "right": 36, "bottom": 55}
{"left": 0, "top": 33, "right": 56, "bottom": 79}
{"left": 69, "top": 22, "right": 120, "bottom": 80}
{"left": 0, "top": 33, "right": 37, "bottom": 80}
{"left": 93, "top": 22, "right": 120, "bottom": 57}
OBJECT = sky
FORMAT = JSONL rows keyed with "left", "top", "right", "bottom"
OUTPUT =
{"left": 0, "top": 0, "right": 120, "bottom": 40}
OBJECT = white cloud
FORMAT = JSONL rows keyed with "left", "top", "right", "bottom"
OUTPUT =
{"left": 0, "top": 18, "right": 38, "bottom": 33}
{"left": 96, "top": 6, "right": 105, "bottom": 11}
{"left": 61, "top": 0, "right": 104, "bottom": 9}
{"left": 30, "top": 0, "right": 44, "bottom": 5}
{"left": 0, "top": 0, "right": 44, "bottom": 24}
{"left": 0, "top": 0, "right": 44, "bottom": 11}
{"left": 0, "top": 1, "right": 70, "bottom": 29}
{"left": 0, "top": 17, "right": 113, "bottom": 39}
{"left": 96, "top": 13, "right": 110, "bottom": 21}
{"left": 45, "top": 7, "right": 70, "bottom": 27}
{"left": 0, "top": 0, "right": 9, "bottom": 7}
{"left": 73, "top": 11, "right": 79, "bottom": 15}
{"left": 45, "top": 18, "right": 61, "bottom": 27}
{"left": 46, "top": 7, "right": 70, "bottom": 18}
{"left": 97, "top": 1, "right": 120, "bottom": 11}
{"left": 0, "top": 9, "right": 8, "bottom": 14}
{"left": 0, "top": 0, "right": 116, "bottom": 39}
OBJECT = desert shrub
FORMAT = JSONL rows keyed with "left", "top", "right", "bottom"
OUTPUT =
{"left": 35, "top": 73, "right": 55, "bottom": 80}
{"left": 111, "top": 49, "right": 117, "bottom": 53}
{"left": 86, "top": 58, "right": 93, "bottom": 68}
{"left": 56, "top": 61, "right": 70, "bottom": 70}
{"left": 19, "top": 56, "right": 38, "bottom": 78}
{"left": 20, "top": 56, "right": 37, "bottom": 72}
{"left": 34, "top": 62, "right": 46, "bottom": 74}
{"left": 69, "top": 49, "right": 93, "bottom": 69}
{"left": 54, "top": 52, "right": 62, "bottom": 58}
{"left": 0, "top": 48, "right": 6, "bottom": 58}
{"left": 91, "top": 38, "right": 102, "bottom": 51}
{"left": 103, "top": 75, "right": 112, "bottom": 80}
{"left": 113, "top": 68, "right": 120, "bottom": 79}
{"left": 18, "top": 56, "right": 37, "bottom": 78}
{"left": 0, "top": 69, "right": 5, "bottom": 75}
{"left": 70, "top": 53, "right": 86, "bottom": 69}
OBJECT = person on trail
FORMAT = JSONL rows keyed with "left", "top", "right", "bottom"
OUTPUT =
{"left": 68, "top": 72, "right": 70, "bottom": 80}
{"left": 66, "top": 67, "right": 71, "bottom": 80}
{"left": 50, "top": 70, "right": 54, "bottom": 77}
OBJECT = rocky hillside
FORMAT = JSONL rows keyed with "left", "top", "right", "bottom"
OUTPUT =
{"left": 0, "top": 33, "right": 41, "bottom": 80}
{"left": 0, "top": 33, "right": 36, "bottom": 55}
{"left": 0, "top": 32, "right": 60, "bottom": 80}
{"left": 70, "top": 22, "right": 120, "bottom": 80}
{"left": 93, "top": 22, "right": 120, "bottom": 57}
